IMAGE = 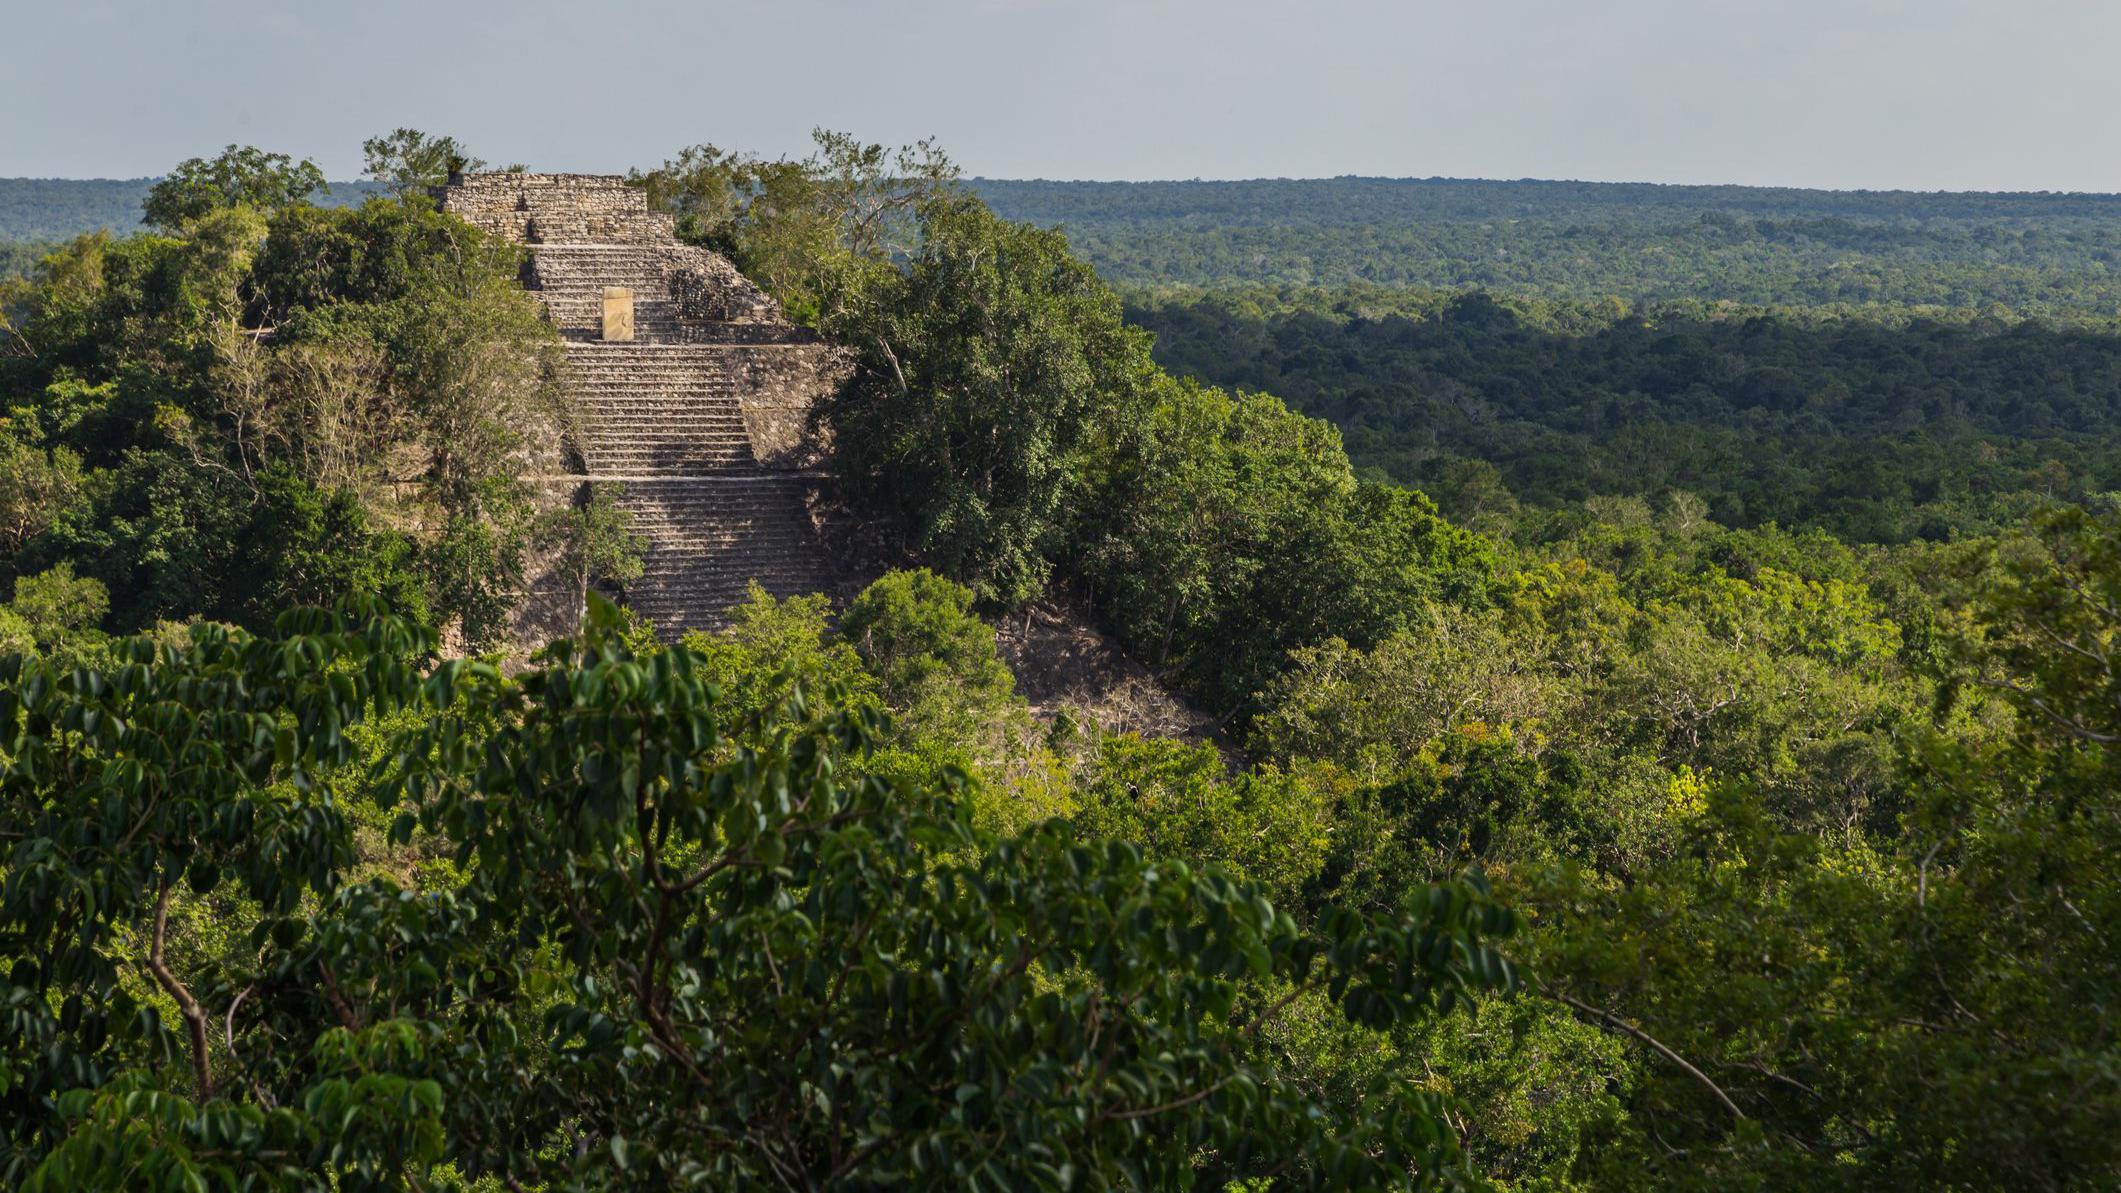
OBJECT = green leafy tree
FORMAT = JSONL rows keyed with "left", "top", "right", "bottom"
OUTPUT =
{"left": 9, "top": 176, "right": 559, "bottom": 647}
{"left": 5, "top": 562, "right": 107, "bottom": 650}
{"left": 3, "top": 598, "right": 1521, "bottom": 1188}
{"left": 360, "top": 128, "right": 486, "bottom": 197}
{"left": 839, "top": 568, "right": 1018, "bottom": 736}
{"left": 542, "top": 482, "right": 646, "bottom": 633}
{"left": 1081, "top": 378, "right": 1499, "bottom": 714}
{"left": 1073, "top": 734, "right": 1334, "bottom": 905}
{"left": 232, "top": 469, "right": 430, "bottom": 628}
{"left": 0, "top": 438, "right": 86, "bottom": 555}
{"left": 829, "top": 197, "right": 1158, "bottom": 604}
{"left": 633, "top": 129, "right": 959, "bottom": 326}
{"left": 142, "top": 145, "right": 327, "bottom": 230}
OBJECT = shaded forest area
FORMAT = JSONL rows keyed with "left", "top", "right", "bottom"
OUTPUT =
{"left": 1130, "top": 286, "right": 2121, "bottom": 540}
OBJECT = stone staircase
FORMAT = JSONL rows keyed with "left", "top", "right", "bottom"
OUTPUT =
{"left": 531, "top": 245, "right": 684, "bottom": 340}
{"left": 610, "top": 476, "right": 836, "bottom": 629}
{"left": 565, "top": 343, "right": 756, "bottom": 474}
{"left": 436, "top": 173, "right": 847, "bottom": 639}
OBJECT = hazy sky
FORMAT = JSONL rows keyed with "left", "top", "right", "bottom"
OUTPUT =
{"left": 7, "top": 0, "right": 2120, "bottom": 190}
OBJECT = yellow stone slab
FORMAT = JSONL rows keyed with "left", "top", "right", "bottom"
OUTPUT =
{"left": 601, "top": 287, "right": 634, "bottom": 341}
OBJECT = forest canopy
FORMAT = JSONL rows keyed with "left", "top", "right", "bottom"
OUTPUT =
{"left": 1129, "top": 284, "right": 2121, "bottom": 542}
{"left": 3, "top": 138, "right": 2120, "bottom": 1189}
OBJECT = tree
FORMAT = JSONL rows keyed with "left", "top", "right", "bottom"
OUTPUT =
{"left": 1251, "top": 611, "right": 1565, "bottom": 781}
{"left": 829, "top": 197, "right": 1158, "bottom": 604}
{"left": 1072, "top": 733, "right": 1335, "bottom": 905}
{"left": 1080, "top": 378, "right": 1498, "bottom": 715}
{"left": 0, "top": 438, "right": 86, "bottom": 555}
{"left": 142, "top": 146, "right": 326, "bottom": 230}
{"left": 4, "top": 597, "right": 1522, "bottom": 1188}
{"left": 7, "top": 180, "right": 562, "bottom": 644}
{"left": 632, "top": 129, "right": 959, "bottom": 327}
{"left": 232, "top": 469, "right": 430, "bottom": 628}
{"left": 838, "top": 568, "right": 1018, "bottom": 738}
{"left": 542, "top": 481, "right": 645, "bottom": 632}
{"left": 360, "top": 128, "right": 485, "bottom": 197}
{"left": 5, "top": 562, "right": 107, "bottom": 650}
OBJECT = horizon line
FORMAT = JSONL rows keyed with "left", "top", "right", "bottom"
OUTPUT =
{"left": 9, "top": 174, "right": 2121, "bottom": 201}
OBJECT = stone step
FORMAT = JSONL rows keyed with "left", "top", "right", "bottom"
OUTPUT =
{"left": 530, "top": 242, "right": 671, "bottom": 257}
{"left": 578, "top": 432, "right": 751, "bottom": 445}
{"left": 578, "top": 410, "right": 748, "bottom": 424}
{"left": 568, "top": 368, "right": 747, "bottom": 376}
{"left": 544, "top": 305, "right": 680, "bottom": 322}
{"left": 582, "top": 439, "right": 755, "bottom": 454}
{"left": 540, "top": 291, "right": 677, "bottom": 307}
{"left": 579, "top": 438, "right": 751, "bottom": 450}
{"left": 629, "top": 510, "right": 815, "bottom": 524}
{"left": 582, "top": 435, "right": 754, "bottom": 446}
{"left": 621, "top": 507, "right": 813, "bottom": 523}
{"left": 563, "top": 354, "right": 814, "bottom": 367}
{"left": 638, "top": 566, "right": 827, "bottom": 580}
{"left": 578, "top": 398, "right": 744, "bottom": 408}
{"left": 565, "top": 376, "right": 746, "bottom": 388}
{"left": 638, "top": 555, "right": 823, "bottom": 565}
{"left": 583, "top": 457, "right": 756, "bottom": 468}
{"left": 574, "top": 397, "right": 745, "bottom": 409}
{"left": 640, "top": 568, "right": 830, "bottom": 581}
{"left": 563, "top": 355, "right": 757, "bottom": 364}
{"left": 573, "top": 401, "right": 746, "bottom": 411}
{"left": 579, "top": 433, "right": 751, "bottom": 445}
{"left": 574, "top": 390, "right": 745, "bottom": 400}
{"left": 570, "top": 390, "right": 746, "bottom": 401}
{"left": 576, "top": 414, "right": 748, "bottom": 427}
{"left": 568, "top": 383, "right": 746, "bottom": 394}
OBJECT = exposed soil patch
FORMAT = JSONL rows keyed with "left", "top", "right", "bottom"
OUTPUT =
{"left": 992, "top": 600, "right": 1227, "bottom": 748}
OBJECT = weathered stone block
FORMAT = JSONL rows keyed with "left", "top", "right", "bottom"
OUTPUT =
{"left": 601, "top": 287, "right": 634, "bottom": 341}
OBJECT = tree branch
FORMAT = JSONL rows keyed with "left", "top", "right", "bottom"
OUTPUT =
{"left": 1548, "top": 990, "right": 1744, "bottom": 1121}
{"left": 146, "top": 878, "right": 215, "bottom": 1100}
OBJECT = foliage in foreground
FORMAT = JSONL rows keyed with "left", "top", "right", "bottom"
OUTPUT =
{"left": 0, "top": 596, "right": 1518, "bottom": 1189}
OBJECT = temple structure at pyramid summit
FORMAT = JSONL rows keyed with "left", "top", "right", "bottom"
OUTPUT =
{"left": 435, "top": 172, "right": 850, "bottom": 639}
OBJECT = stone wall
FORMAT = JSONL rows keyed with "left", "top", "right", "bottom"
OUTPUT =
{"left": 733, "top": 345, "right": 853, "bottom": 470}
{"left": 670, "top": 256, "right": 783, "bottom": 326}
{"left": 436, "top": 173, "right": 675, "bottom": 244}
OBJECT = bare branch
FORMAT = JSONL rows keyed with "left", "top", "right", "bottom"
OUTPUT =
{"left": 1549, "top": 989, "right": 1744, "bottom": 1121}
{"left": 145, "top": 878, "right": 216, "bottom": 1100}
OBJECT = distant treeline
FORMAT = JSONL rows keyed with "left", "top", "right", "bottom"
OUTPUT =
{"left": 0, "top": 178, "right": 156, "bottom": 241}
{"left": 18, "top": 174, "right": 2121, "bottom": 312}
{"left": 975, "top": 175, "right": 2121, "bottom": 225}
{"left": 1130, "top": 285, "right": 2121, "bottom": 541}
{"left": 974, "top": 177, "right": 2121, "bottom": 314}
{"left": 0, "top": 177, "right": 381, "bottom": 242}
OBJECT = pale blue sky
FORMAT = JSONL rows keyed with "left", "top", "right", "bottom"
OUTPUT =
{"left": 6, "top": 0, "right": 2118, "bottom": 190}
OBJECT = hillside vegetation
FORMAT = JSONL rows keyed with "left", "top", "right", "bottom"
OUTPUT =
{"left": 1, "top": 137, "right": 2117, "bottom": 1189}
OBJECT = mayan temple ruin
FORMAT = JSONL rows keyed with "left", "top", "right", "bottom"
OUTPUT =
{"left": 434, "top": 172, "right": 849, "bottom": 639}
